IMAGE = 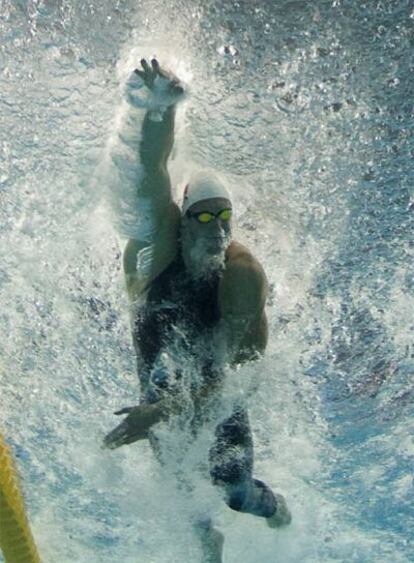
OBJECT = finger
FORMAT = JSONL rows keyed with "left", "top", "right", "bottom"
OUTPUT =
{"left": 134, "top": 69, "right": 146, "bottom": 80}
{"left": 103, "top": 428, "right": 126, "bottom": 449}
{"left": 103, "top": 437, "right": 121, "bottom": 449}
{"left": 140, "top": 58, "right": 151, "bottom": 73}
{"left": 103, "top": 425, "right": 146, "bottom": 449}
{"left": 114, "top": 407, "right": 133, "bottom": 415}
{"left": 157, "top": 67, "right": 170, "bottom": 81}
{"left": 151, "top": 58, "right": 160, "bottom": 72}
{"left": 103, "top": 421, "right": 132, "bottom": 448}
{"left": 170, "top": 81, "right": 184, "bottom": 96}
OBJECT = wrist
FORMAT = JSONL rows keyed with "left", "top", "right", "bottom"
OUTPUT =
{"left": 157, "top": 395, "right": 182, "bottom": 417}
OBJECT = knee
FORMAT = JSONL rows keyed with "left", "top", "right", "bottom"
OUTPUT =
{"left": 216, "top": 481, "right": 253, "bottom": 513}
{"left": 227, "top": 486, "right": 248, "bottom": 512}
{"left": 215, "top": 478, "right": 277, "bottom": 518}
{"left": 210, "top": 451, "right": 252, "bottom": 488}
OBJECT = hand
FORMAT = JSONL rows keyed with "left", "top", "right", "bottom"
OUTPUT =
{"left": 134, "top": 58, "right": 184, "bottom": 97}
{"left": 125, "top": 58, "right": 185, "bottom": 113}
{"left": 103, "top": 401, "right": 166, "bottom": 449}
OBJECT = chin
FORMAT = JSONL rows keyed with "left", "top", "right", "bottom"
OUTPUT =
{"left": 186, "top": 236, "right": 229, "bottom": 282}
{"left": 193, "top": 258, "right": 225, "bottom": 282}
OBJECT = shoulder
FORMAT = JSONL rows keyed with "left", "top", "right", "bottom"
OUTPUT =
{"left": 219, "top": 241, "right": 268, "bottom": 314}
{"left": 123, "top": 201, "right": 181, "bottom": 301}
{"left": 224, "top": 241, "right": 268, "bottom": 287}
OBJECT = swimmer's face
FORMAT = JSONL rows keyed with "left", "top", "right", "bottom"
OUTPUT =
{"left": 182, "top": 197, "right": 232, "bottom": 254}
{"left": 180, "top": 197, "right": 232, "bottom": 280}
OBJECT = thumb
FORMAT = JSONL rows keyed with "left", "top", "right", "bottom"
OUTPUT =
{"left": 114, "top": 406, "right": 136, "bottom": 415}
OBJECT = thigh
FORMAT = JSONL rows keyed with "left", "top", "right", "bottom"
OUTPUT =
{"left": 209, "top": 408, "right": 254, "bottom": 485}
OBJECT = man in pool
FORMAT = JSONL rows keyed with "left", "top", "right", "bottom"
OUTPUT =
{"left": 104, "top": 58, "right": 291, "bottom": 561}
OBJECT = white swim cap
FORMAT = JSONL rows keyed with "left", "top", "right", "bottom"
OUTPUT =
{"left": 181, "top": 171, "right": 232, "bottom": 215}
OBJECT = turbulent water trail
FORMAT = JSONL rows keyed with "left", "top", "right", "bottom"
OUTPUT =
{"left": 1, "top": 1, "right": 413, "bottom": 562}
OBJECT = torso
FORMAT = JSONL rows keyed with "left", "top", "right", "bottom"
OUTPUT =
{"left": 133, "top": 252, "right": 222, "bottom": 390}
{"left": 131, "top": 239, "right": 268, "bottom": 401}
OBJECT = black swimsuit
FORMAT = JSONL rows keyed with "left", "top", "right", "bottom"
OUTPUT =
{"left": 133, "top": 253, "right": 222, "bottom": 401}
{"left": 134, "top": 254, "right": 220, "bottom": 359}
{"left": 132, "top": 252, "right": 277, "bottom": 518}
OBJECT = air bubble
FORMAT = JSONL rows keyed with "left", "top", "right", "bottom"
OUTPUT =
{"left": 217, "top": 44, "right": 239, "bottom": 57}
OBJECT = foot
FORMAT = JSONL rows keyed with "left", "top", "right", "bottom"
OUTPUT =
{"left": 196, "top": 521, "right": 224, "bottom": 563}
{"left": 202, "top": 527, "right": 224, "bottom": 563}
{"left": 266, "top": 493, "right": 292, "bottom": 528}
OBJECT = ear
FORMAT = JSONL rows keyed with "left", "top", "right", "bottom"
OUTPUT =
{"left": 179, "top": 214, "right": 190, "bottom": 238}
{"left": 182, "top": 183, "right": 190, "bottom": 208}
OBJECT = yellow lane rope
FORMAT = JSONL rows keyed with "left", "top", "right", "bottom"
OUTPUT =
{"left": 0, "top": 432, "right": 41, "bottom": 563}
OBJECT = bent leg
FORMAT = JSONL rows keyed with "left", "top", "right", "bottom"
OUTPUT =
{"left": 209, "top": 408, "right": 291, "bottom": 524}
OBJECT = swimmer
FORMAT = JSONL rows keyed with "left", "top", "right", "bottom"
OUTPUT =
{"left": 104, "top": 58, "right": 291, "bottom": 561}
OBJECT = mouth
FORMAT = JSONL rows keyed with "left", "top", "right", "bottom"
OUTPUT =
{"left": 202, "top": 237, "right": 227, "bottom": 248}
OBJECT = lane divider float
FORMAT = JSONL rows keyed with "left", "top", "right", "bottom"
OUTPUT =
{"left": 0, "top": 431, "right": 41, "bottom": 563}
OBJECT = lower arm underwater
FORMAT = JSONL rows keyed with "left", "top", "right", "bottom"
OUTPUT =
{"left": 140, "top": 106, "right": 176, "bottom": 171}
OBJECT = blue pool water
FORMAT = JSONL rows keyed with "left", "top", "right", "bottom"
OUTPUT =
{"left": 1, "top": 1, "right": 413, "bottom": 561}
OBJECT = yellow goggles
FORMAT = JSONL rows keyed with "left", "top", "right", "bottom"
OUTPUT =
{"left": 187, "top": 208, "right": 232, "bottom": 224}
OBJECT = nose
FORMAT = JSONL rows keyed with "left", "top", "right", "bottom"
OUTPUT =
{"left": 209, "top": 218, "right": 226, "bottom": 236}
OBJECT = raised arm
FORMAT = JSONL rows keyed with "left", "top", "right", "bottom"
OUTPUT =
{"left": 133, "top": 59, "right": 183, "bottom": 200}
{"left": 111, "top": 59, "right": 184, "bottom": 302}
